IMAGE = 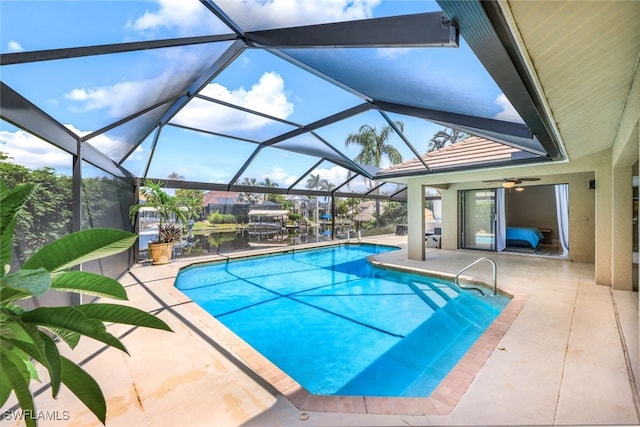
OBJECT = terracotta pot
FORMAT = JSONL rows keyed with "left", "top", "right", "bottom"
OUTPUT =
{"left": 148, "top": 242, "right": 174, "bottom": 265}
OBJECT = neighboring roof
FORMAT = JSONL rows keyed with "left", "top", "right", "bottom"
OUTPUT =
{"left": 286, "top": 195, "right": 311, "bottom": 202}
{"left": 381, "top": 136, "right": 530, "bottom": 176}
{"left": 203, "top": 191, "right": 241, "bottom": 205}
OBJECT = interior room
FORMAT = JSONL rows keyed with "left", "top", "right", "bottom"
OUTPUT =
{"left": 504, "top": 184, "right": 564, "bottom": 256}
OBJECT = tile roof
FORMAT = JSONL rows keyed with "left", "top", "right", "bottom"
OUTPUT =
{"left": 381, "top": 136, "right": 524, "bottom": 175}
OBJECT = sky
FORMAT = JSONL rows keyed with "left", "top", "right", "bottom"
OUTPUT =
{"left": 0, "top": 0, "right": 521, "bottom": 192}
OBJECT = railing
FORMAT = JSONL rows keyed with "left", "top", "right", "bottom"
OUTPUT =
{"left": 455, "top": 257, "right": 497, "bottom": 296}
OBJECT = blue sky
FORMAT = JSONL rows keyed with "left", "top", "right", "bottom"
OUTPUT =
{"left": 0, "top": 0, "right": 521, "bottom": 190}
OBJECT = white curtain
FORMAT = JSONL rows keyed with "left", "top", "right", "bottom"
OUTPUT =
{"left": 555, "top": 184, "right": 570, "bottom": 256}
{"left": 496, "top": 188, "right": 506, "bottom": 251}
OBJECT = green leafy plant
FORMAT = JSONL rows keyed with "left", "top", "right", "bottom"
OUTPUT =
{"left": 0, "top": 181, "right": 172, "bottom": 426}
{"left": 128, "top": 179, "right": 187, "bottom": 243}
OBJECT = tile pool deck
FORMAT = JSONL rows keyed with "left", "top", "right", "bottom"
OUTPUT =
{"left": 2, "top": 235, "right": 639, "bottom": 426}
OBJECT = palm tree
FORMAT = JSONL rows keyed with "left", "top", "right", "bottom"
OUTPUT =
{"left": 345, "top": 122, "right": 403, "bottom": 168}
{"left": 426, "top": 128, "right": 467, "bottom": 152}
{"left": 129, "top": 179, "right": 187, "bottom": 230}
{"left": 305, "top": 174, "right": 322, "bottom": 222}
{"left": 261, "top": 177, "right": 279, "bottom": 188}
{"left": 261, "top": 177, "right": 280, "bottom": 203}
{"left": 319, "top": 179, "right": 335, "bottom": 215}
{"left": 319, "top": 179, "right": 334, "bottom": 191}
{"left": 305, "top": 174, "right": 321, "bottom": 190}
{"left": 345, "top": 123, "right": 403, "bottom": 228}
{"left": 237, "top": 177, "right": 262, "bottom": 204}
{"left": 345, "top": 122, "right": 404, "bottom": 229}
{"left": 167, "top": 171, "right": 185, "bottom": 180}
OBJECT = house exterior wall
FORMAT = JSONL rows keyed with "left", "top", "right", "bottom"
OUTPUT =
{"left": 405, "top": 153, "right": 610, "bottom": 271}
{"left": 440, "top": 172, "right": 596, "bottom": 263}
{"left": 407, "top": 180, "right": 425, "bottom": 260}
{"left": 610, "top": 63, "right": 640, "bottom": 291}
{"left": 612, "top": 165, "right": 633, "bottom": 290}
{"left": 403, "top": 64, "right": 640, "bottom": 292}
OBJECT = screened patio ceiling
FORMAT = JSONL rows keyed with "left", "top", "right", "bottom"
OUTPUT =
{"left": 0, "top": 0, "right": 565, "bottom": 201}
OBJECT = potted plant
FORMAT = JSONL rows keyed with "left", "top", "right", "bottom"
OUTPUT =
{"left": 128, "top": 179, "right": 187, "bottom": 265}
{"left": 148, "top": 223, "right": 183, "bottom": 265}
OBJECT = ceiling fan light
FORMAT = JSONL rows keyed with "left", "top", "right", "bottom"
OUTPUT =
{"left": 502, "top": 181, "right": 516, "bottom": 188}
{"left": 515, "top": 187, "right": 525, "bottom": 192}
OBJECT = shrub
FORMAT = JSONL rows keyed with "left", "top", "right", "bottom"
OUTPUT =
{"left": 287, "top": 212, "right": 303, "bottom": 222}
{"left": 208, "top": 212, "right": 236, "bottom": 224}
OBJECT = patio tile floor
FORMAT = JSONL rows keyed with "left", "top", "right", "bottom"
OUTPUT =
{"left": 1, "top": 235, "right": 638, "bottom": 426}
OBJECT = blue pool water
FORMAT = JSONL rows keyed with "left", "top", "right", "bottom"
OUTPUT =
{"left": 174, "top": 244, "right": 510, "bottom": 397}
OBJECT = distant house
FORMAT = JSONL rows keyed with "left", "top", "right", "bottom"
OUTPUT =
{"left": 202, "top": 191, "right": 249, "bottom": 220}
{"left": 286, "top": 195, "right": 312, "bottom": 219}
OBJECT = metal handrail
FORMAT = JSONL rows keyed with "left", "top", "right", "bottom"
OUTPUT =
{"left": 455, "top": 257, "right": 497, "bottom": 296}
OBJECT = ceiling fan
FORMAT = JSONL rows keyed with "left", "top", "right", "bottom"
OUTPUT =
{"left": 483, "top": 177, "right": 541, "bottom": 189}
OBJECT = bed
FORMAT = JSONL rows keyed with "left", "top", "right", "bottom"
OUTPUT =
{"left": 506, "top": 227, "right": 544, "bottom": 249}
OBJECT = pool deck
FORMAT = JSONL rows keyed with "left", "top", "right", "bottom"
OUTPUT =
{"left": 3, "top": 235, "right": 639, "bottom": 426}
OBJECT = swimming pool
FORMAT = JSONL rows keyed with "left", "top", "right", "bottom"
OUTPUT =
{"left": 175, "top": 244, "right": 510, "bottom": 397}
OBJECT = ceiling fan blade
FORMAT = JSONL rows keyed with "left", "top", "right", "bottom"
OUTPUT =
{"left": 518, "top": 177, "right": 541, "bottom": 181}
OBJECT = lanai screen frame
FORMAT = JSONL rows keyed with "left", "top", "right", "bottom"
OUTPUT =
{"left": 0, "top": 1, "right": 564, "bottom": 224}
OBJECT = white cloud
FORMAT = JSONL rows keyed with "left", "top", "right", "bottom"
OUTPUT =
{"left": 127, "top": 0, "right": 224, "bottom": 35}
{"left": 7, "top": 40, "right": 24, "bottom": 52}
{"left": 263, "top": 166, "right": 297, "bottom": 187}
{"left": 171, "top": 72, "right": 293, "bottom": 131}
{"left": 212, "top": 0, "right": 380, "bottom": 29}
{"left": 203, "top": 72, "right": 292, "bottom": 119}
{"left": 65, "top": 78, "right": 149, "bottom": 116}
{"left": 315, "top": 165, "right": 349, "bottom": 186}
{"left": 64, "top": 124, "right": 144, "bottom": 161}
{"left": 494, "top": 93, "right": 525, "bottom": 123}
{"left": 0, "top": 124, "right": 145, "bottom": 172}
{"left": 0, "top": 129, "right": 72, "bottom": 170}
{"left": 376, "top": 48, "right": 412, "bottom": 60}
{"left": 64, "top": 69, "right": 192, "bottom": 119}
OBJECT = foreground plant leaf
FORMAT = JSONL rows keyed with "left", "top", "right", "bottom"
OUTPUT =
{"left": 22, "top": 228, "right": 138, "bottom": 274}
{"left": 0, "top": 354, "right": 36, "bottom": 427}
{"left": 0, "top": 182, "right": 36, "bottom": 273}
{"left": 51, "top": 271, "right": 127, "bottom": 300}
{"left": 20, "top": 307, "right": 128, "bottom": 354}
{"left": 1, "top": 268, "right": 51, "bottom": 303}
{"left": 59, "top": 356, "right": 107, "bottom": 425}
{"left": 1, "top": 178, "right": 171, "bottom": 426}
{"left": 73, "top": 304, "right": 172, "bottom": 331}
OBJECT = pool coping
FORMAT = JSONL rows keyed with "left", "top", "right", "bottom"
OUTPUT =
{"left": 170, "top": 244, "right": 528, "bottom": 416}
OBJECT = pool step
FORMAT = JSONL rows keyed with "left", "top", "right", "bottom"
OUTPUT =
{"left": 335, "top": 297, "right": 491, "bottom": 397}
{"left": 409, "top": 280, "right": 459, "bottom": 309}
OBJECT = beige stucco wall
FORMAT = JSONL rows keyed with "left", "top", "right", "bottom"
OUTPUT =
{"left": 612, "top": 165, "right": 633, "bottom": 290}
{"left": 610, "top": 63, "right": 639, "bottom": 290}
{"left": 407, "top": 180, "right": 425, "bottom": 260}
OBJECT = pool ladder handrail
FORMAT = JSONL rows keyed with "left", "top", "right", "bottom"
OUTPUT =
{"left": 455, "top": 257, "right": 497, "bottom": 296}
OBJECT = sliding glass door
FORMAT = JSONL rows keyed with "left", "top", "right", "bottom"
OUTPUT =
{"left": 461, "top": 189, "right": 496, "bottom": 250}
